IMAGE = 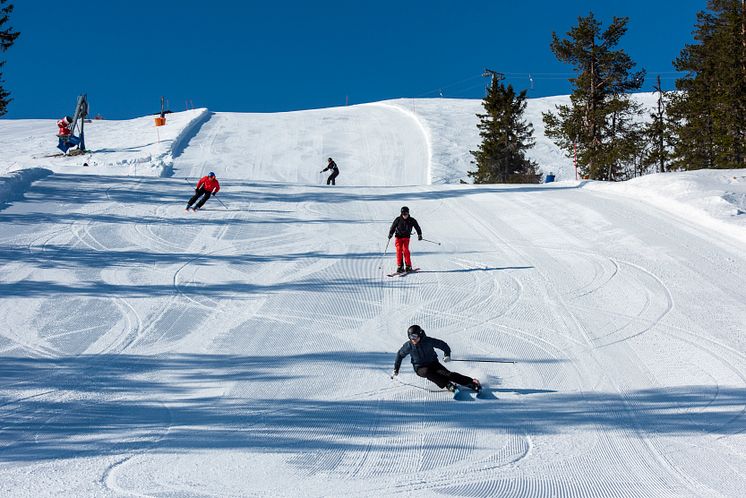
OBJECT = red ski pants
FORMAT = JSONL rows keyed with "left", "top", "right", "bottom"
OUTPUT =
{"left": 395, "top": 237, "right": 412, "bottom": 267}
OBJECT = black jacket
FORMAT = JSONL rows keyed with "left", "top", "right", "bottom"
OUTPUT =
{"left": 389, "top": 216, "right": 422, "bottom": 239}
{"left": 394, "top": 334, "right": 451, "bottom": 373}
{"left": 322, "top": 160, "right": 339, "bottom": 173}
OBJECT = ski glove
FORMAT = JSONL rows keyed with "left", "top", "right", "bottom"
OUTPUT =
{"left": 418, "top": 235, "right": 423, "bottom": 241}
{"left": 391, "top": 370, "right": 399, "bottom": 378}
{"left": 443, "top": 355, "right": 451, "bottom": 363}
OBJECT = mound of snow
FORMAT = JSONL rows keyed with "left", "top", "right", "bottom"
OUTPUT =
{"left": 586, "top": 169, "right": 746, "bottom": 244}
{"left": 0, "top": 167, "right": 53, "bottom": 207}
{"left": 0, "top": 109, "right": 208, "bottom": 177}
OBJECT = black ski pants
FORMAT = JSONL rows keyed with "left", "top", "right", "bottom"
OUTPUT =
{"left": 326, "top": 170, "right": 339, "bottom": 185}
{"left": 415, "top": 361, "right": 473, "bottom": 389}
{"left": 187, "top": 187, "right": 212, "bottom": 209}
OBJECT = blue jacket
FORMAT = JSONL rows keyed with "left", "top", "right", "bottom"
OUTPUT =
{"left": 394, "top": 335, "right": 451, "bottom": 372}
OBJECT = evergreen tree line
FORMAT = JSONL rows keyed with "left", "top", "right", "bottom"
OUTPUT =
{"left": 0, "top": 0, "right": 19, "bottom": 117}
{"left": 470, "top": 1, "right": 746, "bottom": 183}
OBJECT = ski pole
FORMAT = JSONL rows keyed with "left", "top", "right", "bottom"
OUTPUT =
{"left": 378, "top": 238, "right": 391, "bottom": 269}
{"left": 213, "top": 194, "right": 229, "bottom": 210}
{"left": 421, "top": 238, "right": 441, "bottom": 246}
{"left": 449, "top": 358, "right": 516, "bottom": 364}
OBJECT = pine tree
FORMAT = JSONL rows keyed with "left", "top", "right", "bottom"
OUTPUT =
{"left": 670, "top": 0, "right": 746, "bottom": 169}
{"left": 542, "top": 12, "right": 645, "bottom": 181}
{"left": 640, "top": 75, "right": 675, "bottom": 174}
{"left": 468, "top": 75, "right": 540, "bottom": 184}
{"left": 0, "top": 0, "right": 19, "bottom": 117}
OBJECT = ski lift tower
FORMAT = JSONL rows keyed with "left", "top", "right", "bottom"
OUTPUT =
{"left": 482, "top": 69, "right": 504, "bottom": 85}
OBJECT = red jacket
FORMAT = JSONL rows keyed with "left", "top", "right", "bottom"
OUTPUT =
{"left": 196, "top": 175, "right": 220, "bottom": 193}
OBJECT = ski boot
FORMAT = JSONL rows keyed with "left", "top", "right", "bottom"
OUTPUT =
{"left": 396, "top": 265, "right": 405, "bottom": 274}
{"left": 405, "top": 265, "right": 413, "bottom": 272}
{"left": 469, "top": 379, "right": 482, "bottom": 393}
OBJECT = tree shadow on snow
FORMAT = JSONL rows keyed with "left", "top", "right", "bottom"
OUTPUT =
{"left": 0, "top": 352, "right": 743, "bottom": 463}
{"left": 417, "top": 266, "right": 533, "bottom": 274}
{"left": 6, "top": 173, "right": 588, "bottom": 215}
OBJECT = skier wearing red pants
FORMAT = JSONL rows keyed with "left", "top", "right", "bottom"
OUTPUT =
{"left": 388, "top": 206, "right": 422, "bottom": 274}
{"left": 392, "top": 325, "right": 481, "bottom": 393}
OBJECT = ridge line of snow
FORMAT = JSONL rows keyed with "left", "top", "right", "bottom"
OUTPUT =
{"left": 0, "top": 167, "right": 53, "bottom": 208}
{"left": 367, "top": 101, "right": 433, "bottom": 184}
{"left": 157, "top": 108, "right": 211, "bottom": 177}
{"left": 584, "top": 178, "right": 746, "bottom": 246}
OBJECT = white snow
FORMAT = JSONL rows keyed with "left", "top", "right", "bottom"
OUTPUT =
{"left": 1, "top": 94, "right": 745, "bottom": 497}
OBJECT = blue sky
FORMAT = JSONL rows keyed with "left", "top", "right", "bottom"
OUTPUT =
{"left": 3, "top": 0, "right": 703, "bottom": 119}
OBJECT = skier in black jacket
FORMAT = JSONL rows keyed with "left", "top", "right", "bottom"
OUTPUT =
{"left": 392, "top": 325, "right": 481, "bottom": 392}
{"left": 320, "top": 157, "right": 339, "bottom": 185}
{"left": 388, "top": 206, "right": 422, "bottom": 273}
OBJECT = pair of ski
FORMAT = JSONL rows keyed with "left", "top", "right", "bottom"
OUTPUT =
{"left": 386, "top": 267, "right": 420, "bottom": 278}
{"left": 452, "top": 385, "right": 493, "bottom": 401}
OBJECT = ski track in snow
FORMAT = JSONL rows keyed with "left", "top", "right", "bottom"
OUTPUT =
{"left": 1, "top": 105, "right": 745, "bottom": 496}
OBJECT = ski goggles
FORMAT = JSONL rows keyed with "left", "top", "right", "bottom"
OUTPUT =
{"left": 408, "top": 334, "right": 421, "bottom": 340}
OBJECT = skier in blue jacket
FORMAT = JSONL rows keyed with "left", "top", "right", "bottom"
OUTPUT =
{"left": 392, "top": 325, "right": 481, "bottom": 392}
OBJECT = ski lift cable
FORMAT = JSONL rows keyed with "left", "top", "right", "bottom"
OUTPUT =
{"left": 413, "top": 72, "right": 486, "bottom": 98}
{"left": 411, "top": 68, "right": 688, "bottom": 99}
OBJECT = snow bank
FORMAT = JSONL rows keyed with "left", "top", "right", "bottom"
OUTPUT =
{"left": 586, "top": 169, "right": 746, "bottom": 244}
{"left": 0, "top": 167, "right": 53, "bottom": 207}
{"left": 0, "top": 108, "right": 209, "bottom": 177}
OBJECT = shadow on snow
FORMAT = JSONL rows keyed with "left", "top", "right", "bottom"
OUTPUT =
{"left": 0, "top": 352, "right": 743, "bottom": 462}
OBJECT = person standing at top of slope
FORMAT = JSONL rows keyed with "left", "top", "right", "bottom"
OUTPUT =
{"left": 392, "top": 325, "right": 481, "bottom": 393}
{"left": 186, "top": 172, "right": 220, "bottom": 211}
{"left": 320, "top": 157, "right": 339, "bottom": 185}
{"left": 388, "top": 206, "right": 422, "bottom": 274}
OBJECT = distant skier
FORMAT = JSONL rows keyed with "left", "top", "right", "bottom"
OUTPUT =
{"left": 320, "top": 157, "right": 339, "bottom": 185}
{"left": 388, "top": 206, "right": 422, "bottom": 273}
{"left": 186, "top": 172, "right": 220, "bottom": 211}
{"left": 392, "top": 325, "right": 481, "bottom": 393}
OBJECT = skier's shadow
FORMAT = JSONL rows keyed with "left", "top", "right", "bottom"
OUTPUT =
{"left": 196, "top": 208, "right": 294, "bottom": 214}
{"left": 417, "top": 266, "right": 533, "bottom": 274}
{"left": 491, "top": 388, "right": 558, "bottom": 395}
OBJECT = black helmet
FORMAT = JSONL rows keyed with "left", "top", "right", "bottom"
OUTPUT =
{"left": 407, "top": 324, "right": 424, "bottom": 339}
{"left": 401, "top": 206, "right": 410, "bottom": 214}
{"left": 328, "top": 157, "right": 333, "bottom": 162}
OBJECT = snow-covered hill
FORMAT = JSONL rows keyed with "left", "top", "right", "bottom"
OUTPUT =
{"left": 1, "top": 94, "right": 745, "bottom": 497}
{"left": 1, "top": 93, "right": 662, "bottom": 183}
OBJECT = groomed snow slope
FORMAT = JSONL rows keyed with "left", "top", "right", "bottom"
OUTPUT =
{"left": 1, "top": 96, "right": 745, "bottom": 497}
{"left": 0, "top": 93, "right": 659, "bottom": 184}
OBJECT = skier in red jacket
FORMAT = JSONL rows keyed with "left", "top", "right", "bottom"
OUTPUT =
{"left": 186, "top": 172, "right": 220, "bottom": 211}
